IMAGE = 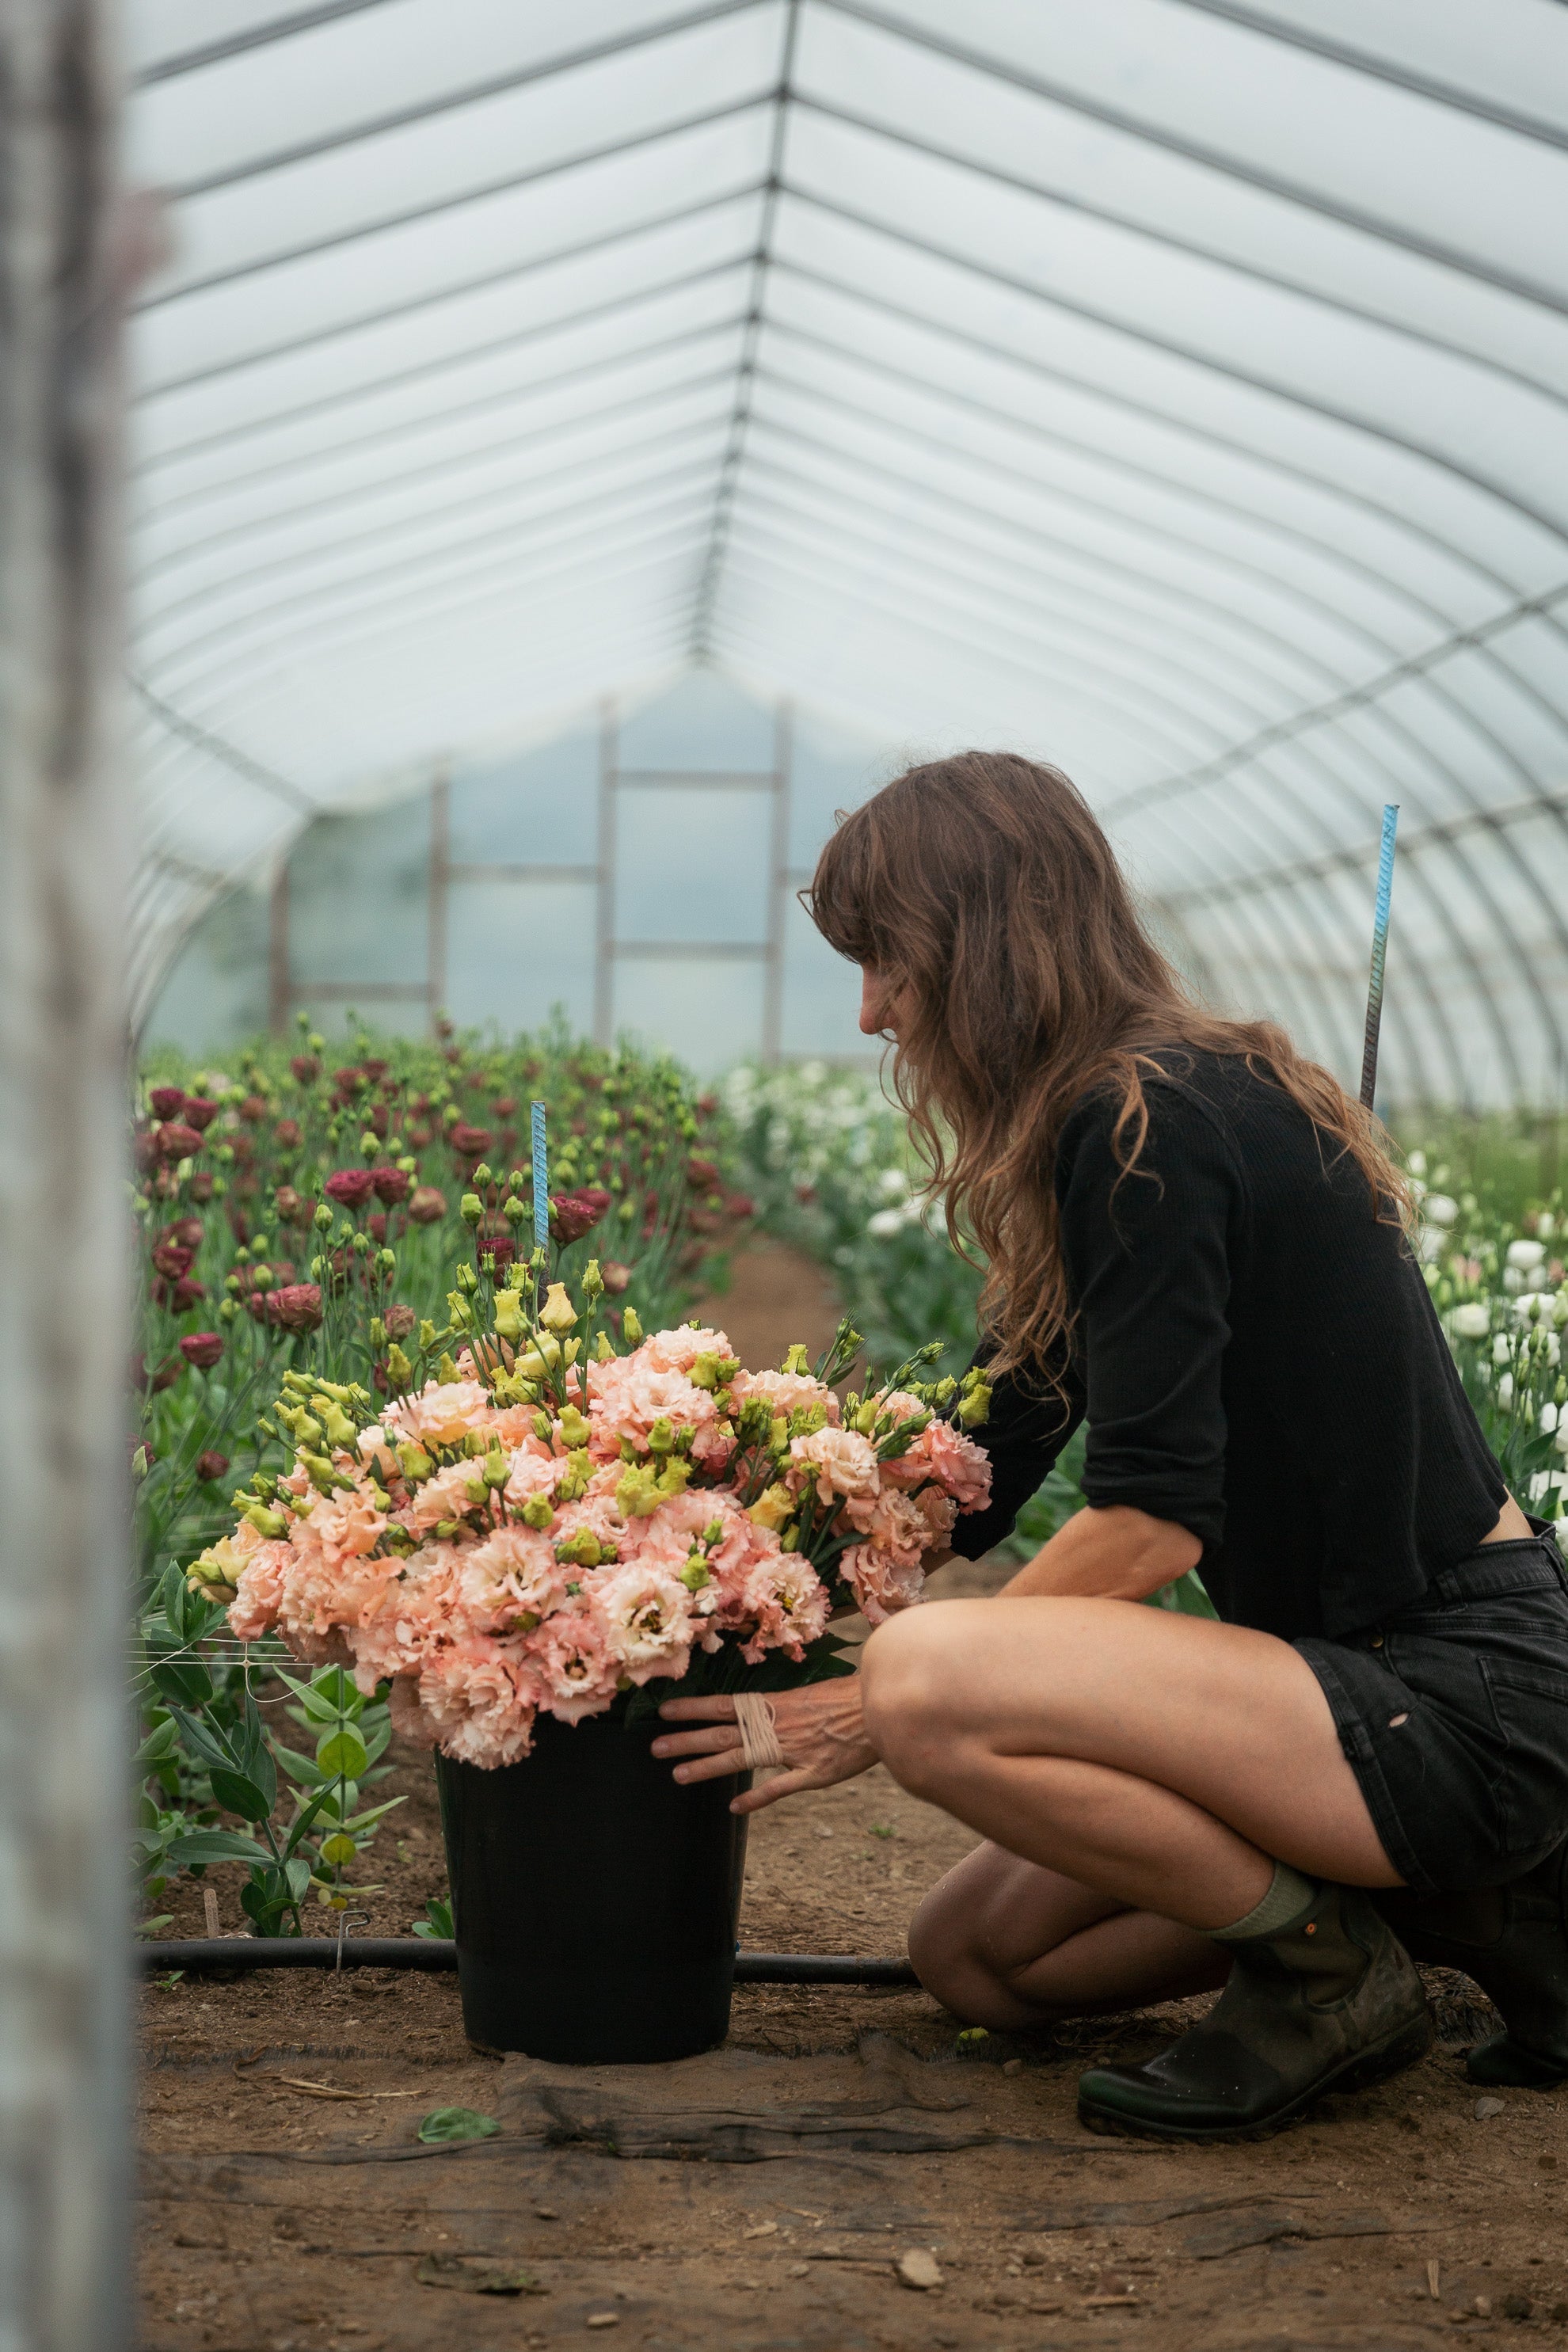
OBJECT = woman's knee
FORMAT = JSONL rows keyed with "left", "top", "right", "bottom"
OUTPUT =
{"left": 861, "top": 1606, "right": 966, "bottom": 1795}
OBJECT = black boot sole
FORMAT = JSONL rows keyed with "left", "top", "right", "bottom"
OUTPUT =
{"left": 1076, "top": 2012, "right": 1433, "bottom": 2146}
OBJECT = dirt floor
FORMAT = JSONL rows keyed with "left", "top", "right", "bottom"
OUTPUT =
{"left": 137, "top": 1246, "right": 1568, "bottom": 2351}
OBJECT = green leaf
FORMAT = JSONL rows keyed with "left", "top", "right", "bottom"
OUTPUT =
{"left": 270, "top": 1742, "right": 326, "bottom": 1789}
{"left": 134, "top": 1915, "right": 175, "bottom": 1937}
{"left": 207, "top": 1768, "right": 275, "bottom": 1825}
{"left": 335, "top": 1794, "right": 405, "bottom": 1836}
{"left": 417, "top": 2107, "right": 499, "bottom": 2145}
{"left": 281, "top": 1783, "right": 334, "bottom": 1859}
{"left": 316, "top": 1727, "right": 370, "bottom": 1781}
{"left": 284, "top": 1857, "right": 311, "bottom": 1904}
{"left": 165, "top": 1829, "right": 265, "bottom": 1868}
{"left": 135, "top": 1719, "right": 181, "bottom": 1768}
{"left": 412, "top": 1897, "right": 454, "bottom": 1941}
{"left": 148, "top": 1657, "right": 215, "bottom": 1709}
{"left": 361, "top": 1718, "right": 393, "bottom": 1768}
{"left": 276, "top": 1671, "right": 343, "bottom": 1725}
{"left": 162, "top": 1703, "right": 233, "bottom": 1772}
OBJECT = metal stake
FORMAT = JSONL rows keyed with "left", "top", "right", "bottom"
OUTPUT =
{"left": 1360, "top": 805, "right": 1399, "bottom": 1110}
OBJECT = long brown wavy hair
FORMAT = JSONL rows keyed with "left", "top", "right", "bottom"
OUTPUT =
{"left": 806, "top": 750, "right": 1410, "bottom": 1385}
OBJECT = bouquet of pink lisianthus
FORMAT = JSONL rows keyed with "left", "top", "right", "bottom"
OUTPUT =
{"left": 189, "top": 1266, "right": 993, "bottom": 1768}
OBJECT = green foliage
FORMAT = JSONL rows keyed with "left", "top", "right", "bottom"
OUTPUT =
{"left": 417, "top": 2107, "right": 500, "bottom": 2143}
{"left": 412, "top": 1896, "right": 454, "bottom": 1941}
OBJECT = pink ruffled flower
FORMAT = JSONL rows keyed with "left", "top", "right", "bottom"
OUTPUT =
{"left": 730, "top": 1367, "right": 840, "bottom": 1424}
{"left": 840, "top": 1543, "right": 925, "bottom": 1626}
{"left": 587, "top": 1356, "right": 717, "bottom": 1457}
{"left": 523, "top": 1607, "right": 620, "bottom": 1726}
{"left": 637, "top": 1325, "right": 733, "bottom": 1375}
{"left": 790, "top": 1425, "right": 879, "bottom": 1505}
{"left": 910, "top": 1418, "right": 992, "bottom": 1510}
{"left": 404, "top": 1460, "right": 483, "bottom": 1536}
{"left": 226, "top": 1525, "right": 294, "bottom": 1640}
{"left": 391, "top": 1379, "right": 493, "bottom": 1449}
{"left": 416, "top": 1638, "right": 540, "bottom": 1768}
{"left": 592, "top": 1561, "right": 696, "bottom": 1685}
{"left": 736, "top": 1554, "right": 832, "bottom": 1662}
{"left": 455, "top": 1527, "right": 565, "bottom": 1633}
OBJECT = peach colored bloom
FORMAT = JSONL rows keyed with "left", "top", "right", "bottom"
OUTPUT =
{"left": 404, "top": 1460, "right": 483, "bottom": 1536}
{"left": 729, "top": 1366, "right": 839, "bottom": 1424}
{"left": 638, "top": 1325, "right": 733, "bottom": 1375}
{"left": 790, "top": 1425, "right": 879, "bottom": 1505}
{"left": 840, "top": 1543, "right": 924, "bottom": 1626}
{"left": 592, "top": 1562, "right": 696, "bottom": 1685}
{"left": 455, "top": 1528, "right": 565, "bottom": 1633}
{"left": 391, "top": 1378, "right": 492, "bottom": 1448}
{"left": 522, "top": 1608, "right": 620, "bottom": 1726}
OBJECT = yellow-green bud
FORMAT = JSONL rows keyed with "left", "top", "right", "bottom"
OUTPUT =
{"left": 781, "top": 1344, "right": 810, "bottom": 1376}
{"left": 520, "top": 1494, "right": 553, "bottom": 1529}
{"left": 482, "top": 1449, "right": 510, "bottom": 1490}
{"left": 472, "top": 1162, "right": 493, "bottom": 1188}
{"left": 314, "top": 1204, "right": 334, "bottom": 1232}
{"left": 360, "top": 1130, "right": 379, "bottom": 1161}
{"left": 748, "top": 1483, "right": 794, "bottom": 1532}
{"left": 557, "top": 1448, "right": 592, "bottom": 1502}
{"left": 244, "top": 1504, "right": 289, "bottom": 1538}
{"left": 369, "top": 1317, "right": 386, "bottom": 1350}
{"left": 434, "top": 1519, "right": 461, "bottom": 1539}
{"left": 539, "top": 1281, "right": 577, "bottom": 1333}
{"left": 398, "top": 1442, "right": 434, "bottom": 1482}
{"left": 558, "top": 1404, "right": 590, "bottom": 1448}
{"left": 460, "top": 1193, "right": 483, "bottom": 1226}
{"left": 956, "top": 1380, "right": 991, "bottom": 1429}
{"left": 679, "top": 1558, "right": 712, "bottom": 1592}
{"left": 493, "top": 1288, "right": 523, "bottom": 1342}
{"left": 503, "top": 1193, "right": 527, "bottom": 1227}
{"left": 595, "top": 1331, "right": 615, "bottom": 1363}
{"left": 622, "top": 1307, "right": 643, "bottom": 1345}
{"left": 583, "top": 1258, "right": 604, "bottom": 1300}
{"left": 418, "top": 1321, "right": 438, "bottom": 1351}
{"left": 320, "top": 1402, "right": 356, "bottom": 1450}
{"left": 647, "top": 1416, "right": 676, "bottom": 1456}
{"left": 464, "top": 1475, "right": 489, "bottom": 1505}
{"left": 555, "top": 1526, "right": 604, "bottom": 1569}
{"left": 616, "top": 1463, "right": 662, "bottom": 1518}
{"left": 386, "top": 1343, "right": 413, "bottom": 1389}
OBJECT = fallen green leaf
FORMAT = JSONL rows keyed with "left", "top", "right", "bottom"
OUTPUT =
{"left": 417, "top": 2107, "right": 500, "bottom": 2145}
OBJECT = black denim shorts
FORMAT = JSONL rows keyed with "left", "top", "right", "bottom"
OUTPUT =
{"left": 1296, "top": 1528, "right": 1568, "bottom": 1894}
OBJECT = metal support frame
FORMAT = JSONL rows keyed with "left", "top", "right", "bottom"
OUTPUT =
{"left": 0, "top": 3, "right": 130, "bottom": 2342}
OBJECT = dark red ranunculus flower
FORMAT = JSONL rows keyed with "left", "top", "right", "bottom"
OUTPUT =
{"left": 158, "top": 1216, "right": 204, "bottom": 1251}
{"left": 367, "top": 1213, "right": 387, "bottom": 1243}
{"left": 407, "top": 1122, "right": 432, "bottom": 1148}
{"left": 550, "top": 1187, "right": 611, "bottom": 1243}
{"left": 725, "top": 1193, "right": 755, "bottom": 1220}
{"left": 187, "top": 1171, "right": 215, "bottom": 1203}
{"left": 274, "top": 1117, "right": 302, "bottom": 1148}
{"left": 477, "top": 1235, "right": 516, "bottom": 1274}
{"left": 179, "top": 1331, "right": 224, "bottom": 1370}
{"left": 196, "top": 1449, "right": 230, "bottom": 1483}
{"left": 238, "top": 1093, "right": 267, "bottom": 1124}
{"left": 154, "top": 1274, "right": 207, "bottom": 1312}
{"left": 131, "top": 1349, "right": 183, "bottom": 1393}
{"left": 150, "top": 1239, "right": 194, "bottom": 1281}
{"left": 686, "top": 1157, "right": 719, "bottom": 1189}
{"left": 148, "top": 1086, "right": 186, "bottom": 1121}
{"left": 273, "top": 1185, "right": 311, "bottom": 1225}
{"left": 362, "top": 1058, "right": 388, "bottom": 1081}
{"left": 599, "top": 1259, "right": 632, "bottom": 1295}
{"left": 449, "top": 1121, "right": 493, "bottom": 1158}
{"left": 383, "top": 1303, "right": 416, "bottom": 1338}
{"left": 291, "top": 1054, "right": 319, "bottom": 1084}
{"left": 158, "top": 1121, "right": 204, "bottom": 1162}
{"left": 493, "top": 1095, "right": 517, "bottom": 1117}
{"left": 408, "top": 1184, "right": 447, "bottom": 1225}
{"left": 133, "top": 1131, "right": 162, "bottom": 1174}
{"left": 181, "top": 1096, "right": 219, "bottom": 1132}
{"left": 371, "top": 1163, "right": 409, "bottom": 1206}
{"left": 261, "top": 1281, "right": 324, "bottom": 1334}
{"left": 324, "top": 1167, "right": 377, "bottom": 1209}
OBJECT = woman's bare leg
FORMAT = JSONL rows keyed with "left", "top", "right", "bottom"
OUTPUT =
{"left": 908, "top": 1841, "right": 1230, "bottom": 2030}
{"left": 861, "top": 1595, "right": 1402, "bottom": 1932}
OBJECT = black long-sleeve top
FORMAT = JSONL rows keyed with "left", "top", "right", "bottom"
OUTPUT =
{"left": 948, "top": 1050, "right": 1506, "bottom": 1641}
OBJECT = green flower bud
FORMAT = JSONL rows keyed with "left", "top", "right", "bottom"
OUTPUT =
{"left": 482, "top": 1449, "right": 509, "bottom": 1490}
{"left": 679, "top": 1558, "right": 712, "bottom": 1592}
{"left": 314, "top": 1203, "right": 334, "bottom": 1232}
{"left": 956, "top": 1380, "right": 991, "bottom": 1429}
{"left": 386, "top": 1343, "right": 413, "bottom": 1389}
{"left": 583, "top": 1258, "right": 604, "bottom": 1300}
{"left": 434, "top": 1520, "right": 461, "bottom": 1539}
{"left": 493, "top": 1288, "right": 523, "bottom": 1342}
{"left": 595, "top": 1331, "right": 615, "bottom": 1362}
{"left": 556, "top": 1448, "right": 593, "bottom": 1502}
{"left": 502, "top": 1193, "right": 527, "bottom": 1228}
{"left": 558, "top": 1404, "right": 590, "bottom": 1448}
{"left": 360, "top": 1130, "right": 379, "bottom": 1162}
{"left": 519, "top": 1494, "right": 553, "bottom": 1529}
{"left": 436, "top": 1351, "right": 459, "bottom": 1383}
{"left": 418, "top": 1320, "right": 438, "bottom": 1351}
{"left": 218, "top": 1298, "right": 239, "bottom": 1324}
{"left": 472, "top": 1162, "right": 493, "bottom": 1188}
{"left": 622, "top": 1307, "right": 643, "bottom": 1345}
{"left": 460, "top": 1193, "right": 483, "bottom": 1226}
{"left": 464, "top": 1475, "right": 489, "bottom": 1505}
{"left": 244, "top": 1504, "right": 289, "bottom": 1538}
{"left": 398, "top": 1442, "right": 434, "bottom": 1482}
{"left": 781, "top": 1344, "right": 810, "bottom": 1376}
{"left": 554, "top": 1526, "right": 604, "bottom": 1569}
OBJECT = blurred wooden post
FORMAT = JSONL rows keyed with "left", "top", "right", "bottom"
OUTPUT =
{"left": 0, "top": 3, "right": 131, "bottom": 2346}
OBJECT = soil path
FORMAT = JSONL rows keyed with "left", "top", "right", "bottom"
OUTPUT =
{"left": 137, "top": 1246, "right": 1568, "bottom": 2349}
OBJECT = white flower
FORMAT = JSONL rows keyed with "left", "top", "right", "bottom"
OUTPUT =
{"left": 1504, "top": 1266, "right": 1524, "bottom": 1293}
{"left": 1514, "top": 1292, "right": 1549, "bottom": 1325}
{"left": 877, "top": 1168, "right": 909, "bottom": 1199}
{"left": 1497, "top": 1372, "right": 1515, "bottom": 1409}
{"left": 1423, "top": 1193, "right": 1458, "bottom": 1228}
{"left": 1494, "top": 1332, "right": 1513, "bottom": 1364}
{"left": 1452, "top": 1303, "right": 1490, "bottom": 1339}
{"left": 1417, "top": 1226, "right": 1443, "bottom": 1263}
{"left": 1555, "top": 1517, "right": 1568, "bottom": 1555}
{"left": 1557, "top": 1421, "right": 1568, "bottom": 1457}
{"left": 866, "top": 1208, "right": 904, "bottom": 1238}
{"left": 1541, "top": 1212, "right": 1558, "bottom": 1241}
{"left": 1508, "top": 1239, "right": 1547, "bottom": 1272}
{"left": 1543, "top": 1402, "right": 1560, "bottom": 1435}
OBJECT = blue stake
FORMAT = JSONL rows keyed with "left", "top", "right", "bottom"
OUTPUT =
{"left": 1360, "top": 805, "right": 1399, "bottom": 1110}
{"left": 531, "top": 1102, "right": 550, "bottom": 1250}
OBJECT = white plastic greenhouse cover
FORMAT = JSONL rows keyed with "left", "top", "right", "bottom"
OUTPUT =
{"left": 125, "top": 0, "right": 1568, "bottom": 1102}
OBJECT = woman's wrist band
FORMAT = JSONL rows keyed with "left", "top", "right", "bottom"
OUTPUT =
{"left": 733, "top": 1691, "right": 786, "bottom": 1771}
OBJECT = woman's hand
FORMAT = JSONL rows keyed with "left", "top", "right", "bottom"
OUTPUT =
{"left": 653, "top": 1677, "right": 877, "bottom": 1815}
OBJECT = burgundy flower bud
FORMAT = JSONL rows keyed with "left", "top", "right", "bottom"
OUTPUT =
{"left": 366, "top": 1103, "right": 389, "bottom": 1137}
{"left": 362, "top": 1058, "right": 389, "bottom": 1082}
{"left": 367, "top": 1212, "right": 387, "bottom": 1243}
{"left": 371, "top": 1163, "right": 409, "bottom": 1207}
{"left": 239, "top": 1094, "right": 268, "bottom": 1125}
{"left": 725, "top": 1193, "right": 755, "bottom": 1220}
{"left": 158, "top": 1121, "right": 204, "bottom": 1162}
{"left": 477, "top": 1234, "right": 516, "bottom": 1274}
{"left": 324, "top": 1167, "right": 377, "bottom": 1210}
{"left": 274, "top": 1117, "right": 302, "bottom": 1148}
{"left": 686, "top": 1157, "right": 719, "bottom": 1189}
{"left": 273, "top": 1185, "right": 310, "bottom": 1226}
{"left": 230, "top": 1132, "right": 255, "bottom": 1164}
{"left": 449, "top": 1121, "right": 493, "bottom": 1159}
{"left": 408, "top": 1185, "right": 447, "bottom": 1225}
{"left": 383, "top": 1303, "right": 417, "bottom": 1339}
{"left": 196, "top": 1449, "right": 230, "bottom": 1483}
{"left": 261, "top": 1281, "right": 324, "bottom": 1334}
{"left": 184, "top": 1096, "right": 220, "bottom": 1133}
{"left": 697, "top": 1092, "right": 719, "bottom": 1117}
{"left": 550, "top": 1188, "right": 611, "bottom": 1243}
{"left": 171, "top": 1276, "right": 207, "bottom": 1312}
{"left": 599, "top": 1259, "right": 632, "bottom": 1295}
{"left": 493, "top": 1095, "right": 517, "bottom": 1117}
{"left": 290, "top": 1054, "right": 319, "bottom": 1084}
{"left": 179, "top": 1331, "right": 224, "bottom": 1370}
{"left": 333, "top": 1066, "right": 364, "bottom": 1094}
{"left": 160, "top": 1216, "right": 204, "bottom": 1251}
{"left": 150, "top": 1239, "right": 195, "bottom": 1282}
{"left": 187, "top": 1171, "right": 215, "bottom": 1203}
{"left": 133, "top": 1131, "right": 162, "bottom": 1174}
{"left": 129, "top": 1437, "right": 157, "bottom": 1470}
{"left": 407, "top": 1122, "right": 432, "bottom": 1148}
{"left": 148, "top": 1086, "right": 186, "bottom": 1121}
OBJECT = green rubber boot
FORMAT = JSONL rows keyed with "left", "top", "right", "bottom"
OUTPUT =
{"left": 1376, "top": 1840, "right": 1568, "bottom": 2087}
{"left": 1077, "top": 1881, "right": 1431, "bottom": 2144}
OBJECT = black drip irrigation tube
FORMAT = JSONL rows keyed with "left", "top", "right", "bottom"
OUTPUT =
{"left": 136, "top": 1939, "right": 919, "bottom": 1986}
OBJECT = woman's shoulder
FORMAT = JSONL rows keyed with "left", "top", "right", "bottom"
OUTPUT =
{"left": 1057, "top": 1049, "right": 1251, "bottom": 1171}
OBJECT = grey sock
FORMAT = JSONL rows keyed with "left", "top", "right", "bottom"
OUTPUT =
{"left": 1210, "top": 1861, "right": 1318, "bottom": 1943}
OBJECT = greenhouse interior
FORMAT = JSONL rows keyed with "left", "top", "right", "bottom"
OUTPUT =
{"left": 7, "top": 2, "right": 1568, "bottom": 2346}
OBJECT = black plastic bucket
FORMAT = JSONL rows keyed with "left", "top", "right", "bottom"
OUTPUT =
{"left": 434, "top": 1709, "right": 750, "bottom": 2064}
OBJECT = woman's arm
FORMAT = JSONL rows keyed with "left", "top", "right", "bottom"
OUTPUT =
{"left": 999, "top": 1501, "right": 1201, "bottom": 1603}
